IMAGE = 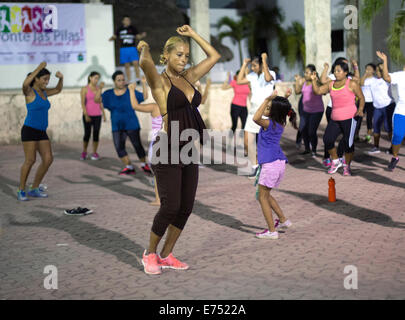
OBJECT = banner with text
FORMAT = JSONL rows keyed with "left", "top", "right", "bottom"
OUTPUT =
{"left": 0, "top": 3, "right": 86, "bottom": 64}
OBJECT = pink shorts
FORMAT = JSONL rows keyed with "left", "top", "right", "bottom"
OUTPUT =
{"left": 258, "top": 160, "right": 286, "bottom": 189}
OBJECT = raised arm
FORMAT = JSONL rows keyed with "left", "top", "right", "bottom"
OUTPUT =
{"left": 221, "top": 72, "right": 232, "bottom": 90}
{"left": 351, "top": 60, "right": 360, "bottom": 83}
{"left": 311, "top": 74, "right": 329, "bottom": 95}
{"left": 137, "top": 41, "right": 167, "bottom": 115}
{"left": 45, "top": 71, "right": 63, "bottom": 97}
{"left": 178, "top": 25, "right": 221, "bottom": 83}
{"left": 320, "top": 62, "right": 331, "bottom": 85}
{"left": 261, "top": 53, "right": 273, "bottom": 82}
{"left": 128, "top": 82, "right": 160, "bottom": 116}
{"left": 237, "top": 58, "right": 250, "bottom": 85}
{"left": 376, "top": 51, "right": 391, "bottom": 83}
{"left": 22, "top": 61, "right": 47, "bottom": 96}
{"left": 253, "top": 90, "right": 278, "bottom": 129}
{"left": 294, "top": 75, "right": 304, "bottom": 95}
{"left": 94, "top": 82, "right": 104, "bottom": 104}
{"left": 140, "top": 76, "right": 149, "bottom": 100}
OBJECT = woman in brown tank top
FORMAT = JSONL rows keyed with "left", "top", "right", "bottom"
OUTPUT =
{"left": 137, "top": 25, "right": 221, "bottom": 275}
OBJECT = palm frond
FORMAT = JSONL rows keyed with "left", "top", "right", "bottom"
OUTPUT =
{"left": 387, "top": 9, "right": 405, "bottom": 65}
{"left": 360, "top": 0, "right": 389, "bottom": 28}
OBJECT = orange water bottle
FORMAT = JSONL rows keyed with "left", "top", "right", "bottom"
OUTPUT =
{"left": 328, "top": 177, "right": 336, "bottom": 202}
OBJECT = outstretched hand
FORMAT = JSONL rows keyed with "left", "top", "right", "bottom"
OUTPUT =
{"left": 284, "top": 88, "right": 292, "bottom": 98}
{"left": 376, "top": 51, "right": 387, "bottom": 62}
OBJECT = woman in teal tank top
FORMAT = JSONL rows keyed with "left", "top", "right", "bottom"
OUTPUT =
{"left": 18, "top": 61, "right": 63, "bottom": 201}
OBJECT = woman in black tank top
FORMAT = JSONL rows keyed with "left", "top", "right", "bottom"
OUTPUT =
{"left": 137, "top": 25, "right": 221, "bottom": 275}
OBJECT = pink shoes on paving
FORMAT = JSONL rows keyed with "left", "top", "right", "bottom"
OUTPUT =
{"left": 142, "top": 250, "right": 189, "bottom": 275}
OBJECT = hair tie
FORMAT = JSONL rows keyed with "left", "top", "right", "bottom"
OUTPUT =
{"left": 288, "top": 110, "right": 293, "bottom": 117}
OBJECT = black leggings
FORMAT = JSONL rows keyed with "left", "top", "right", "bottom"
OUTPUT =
{"left": 364, "top": 102, "right": 374, "bottom": 131}
{"left": 302, "top": 111, "right": 323, "bottom": 153}
{"left": 324, "top": 107, "right": 345, "bottom": 158}
{"left": 230, "top": 104, "right": 248, "bottom": 132}
{"left": 324, "top": 117, "right": 358, "bottom": 154}
{"left": 151, "top": 162, "right": 199, "bottom": 237}
{"left": 112, "top": 129, "right": 146, "bottom": 159}
{"left": 83, "top": 115, "right": 102, "bottom": 142}
{"left": 296, "top": 96, "right": 304, "bottom": 144}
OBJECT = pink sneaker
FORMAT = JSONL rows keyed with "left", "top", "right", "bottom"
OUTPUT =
{"left": 255, "top": 229, "right": 279, "bottom": 239}
{"left": 328, "top": 159, "right": 342, "bottom": 174}
{"left": 158, "top": 253, "right": 189, "bottom": 270}
{"left": 323, "top": 158, "right": 332, "bottom": 168}
{"left": 275, "top": 219, "right": 292, "bottom": 229}
{"left": 343, "top": 165, "right": 352, "bottom": 176}
{"left": 142, "top": 250, "right": 162, "bottom": 275}
{"left": 80, "top": 152, "right": 87, "bottom": 160}
{"left": 91, "top": 153, "right": 100, "bottom": 160}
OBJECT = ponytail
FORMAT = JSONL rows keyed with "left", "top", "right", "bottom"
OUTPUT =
{"left": 288, "top": 108, "right": 298, "bottom": 129}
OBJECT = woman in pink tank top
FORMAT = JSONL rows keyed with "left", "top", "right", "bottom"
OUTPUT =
{"left": 80, "top": 72, "right": 106, "bottom": 160}
{"left": 312, "top": 61, "right": 365, "bottom": 176}
{"left": 294, "top": 64, "right": 324, "bottom": 156}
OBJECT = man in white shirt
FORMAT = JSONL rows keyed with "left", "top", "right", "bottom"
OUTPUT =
{"left": 376, "top": 51, "right": 405, "bottom": 171}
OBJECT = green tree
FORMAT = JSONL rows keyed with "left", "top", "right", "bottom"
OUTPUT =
{"left": 216, "top": 16, "right": 249, "bottom": 66}
{"left": 278, "top": 21, "right": 306, "bottom": 69}
{"left": 361, "top": 0, "right": 405, "bottom": 64}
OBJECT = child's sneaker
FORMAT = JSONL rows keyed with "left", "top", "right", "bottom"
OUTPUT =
{"left": 255, "top": 229, "right": 279, "bottom": 239}
{"left": 158, "top": 253, "right": 189, "bottom": 270}
{"left": 80, "top": 152, "right": 87, "bottom": 160}
{"left": 142, "top": 250, "right": 162, "bottom": 275}
{"left": 17, "top": 190, "right": 28, "bottom": 201}
{"left": 343, "top": 165, "right": 352, "bottom": 176}
{"left": 323, "top": 158, "right": 332, "bottom": 168}
{"left": 275, "top": 219, "right": 292, "bottom": 229}
{"left": 28, "top": 188, "right": 48, "bottom": 198}
{"left": 328, "top": 159, "right": 342, "bottom": 174}
{"left": 91, "top": 153, "right": 100, "bottom": 160}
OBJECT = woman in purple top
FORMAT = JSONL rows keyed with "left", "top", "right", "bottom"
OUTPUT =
{"left": 294, "top": 64, "right": 324, "bottom": 156}
{"left": 252, "top": 89, "right": 297, "bottom": 240}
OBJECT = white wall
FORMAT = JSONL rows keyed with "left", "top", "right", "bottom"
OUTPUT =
{"left": 0, "top": 4, "right": 115, "bottom": 89}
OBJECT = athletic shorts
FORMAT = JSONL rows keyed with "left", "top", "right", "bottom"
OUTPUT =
{"left": 392, "top": 114, "right": 405, "bottom": 145}
{"left": 120, "top": 47, "right": 139, "bottom": 64}
{"left": 21, "top": 125, "right": 49, "bottom": 142}
{"left": 258, "top": 160, "right": 286, "bottom": 189}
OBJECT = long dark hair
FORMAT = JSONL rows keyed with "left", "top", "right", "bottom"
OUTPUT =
{"left": 27, "top": 68, "right": 51, "bottom": 87}
{"left": 251, "top": 55, "right": 263, "bottom": 76}
{"left": 87, "top": 71, "right": 100, "bottom": 84}
{"left": 270, "top": 96, "right": 297, "bottom": 129}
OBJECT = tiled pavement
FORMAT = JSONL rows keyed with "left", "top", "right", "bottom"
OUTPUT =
{"left": 0, "top": 125, "right": 404, "bottom": 300}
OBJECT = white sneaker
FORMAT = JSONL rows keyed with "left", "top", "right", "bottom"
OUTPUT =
{"left": 368, "top": 147, "right": 381, "bottom": 154}
{"left": 255, "top": 229, "right": 279, "bottom": 239}
{"left": 275, "top": 219, "right": 292, "bottom": 229}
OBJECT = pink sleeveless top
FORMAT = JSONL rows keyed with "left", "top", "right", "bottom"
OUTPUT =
{"left": 302, "top": 82, "right": 324, "bottom": 113}
{"left": 329, "top": 79, "right": 357, "bottom": 121}
{"left": 85, "top": 85, "right": 102, "bottom": 116}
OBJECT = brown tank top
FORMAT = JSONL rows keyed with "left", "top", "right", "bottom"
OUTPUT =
{"left": 163, "top": 71, "right": 206, "bottom": 146}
